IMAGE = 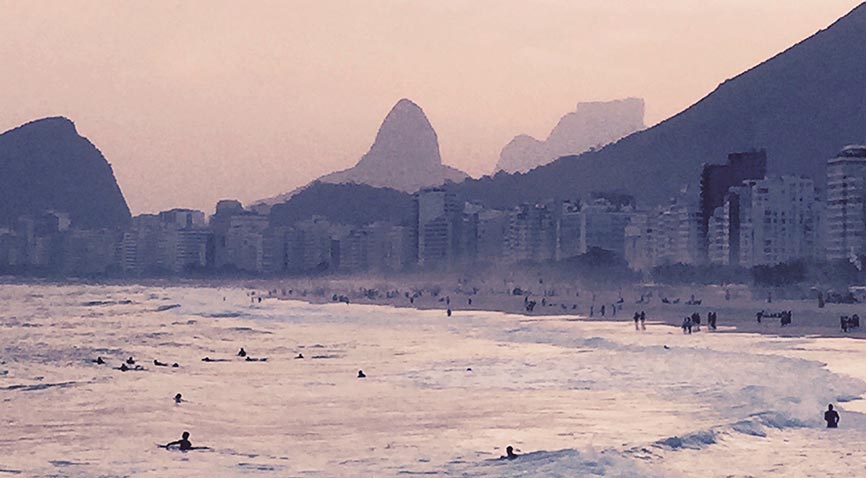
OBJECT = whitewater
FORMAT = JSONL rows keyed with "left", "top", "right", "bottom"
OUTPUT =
{"left": 2, "top": 284, "right": 866, "bottom": 477}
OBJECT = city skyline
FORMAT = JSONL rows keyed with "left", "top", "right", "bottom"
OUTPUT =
{"left": 1, "top": 0, "right": 861, "bottom": 214}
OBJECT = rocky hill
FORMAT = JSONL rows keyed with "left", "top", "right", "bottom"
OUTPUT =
{"left": 0, "top": 117, "right": 131, "bottom": 229}
{"left": 496, "top": 98, "right": 645, "bottom": 174}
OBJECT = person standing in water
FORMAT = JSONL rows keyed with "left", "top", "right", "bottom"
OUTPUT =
{"left": 825, "top": 404, "right": 840, "bottom": 428}
{"left": 500, "top": 445, "right": 518, "bottom": 460}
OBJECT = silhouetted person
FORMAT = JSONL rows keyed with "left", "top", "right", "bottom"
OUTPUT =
{"left": 601, "top": 305, "right": 606, "bottom": 317}
{"left": 633, "top": 312, "right": 640, "bottom": 330}
{"left": 238, "top": 348, "right": 247, "bottom": 357}
{"left": 119, "top": 363, "right": 129, "bottom": 372}
{"left": 164, "top": 431, "right": 192, "bottom": 450}
{"left": 94, "top": 356, "right": 105, "bottom": 365}
{"left": 174, "top": 393, "right": 183, "bottom": 404}
{"left": 296, "top": 353, "right": 304, "bottom": 359}
{"left": 468, "top": 298, "right": 472, "bottom": 305}
{"left": 825, "top": 404, "right": 840, "bottom": 428}
{"left": 126, "top": 357, "right": 135, "bottom": 365}
{"left": 501, "top": 445, "right": 518, "bottom": 460}
{"left": 154, "top": 359, "right": 168, "bottom": 367}
{"left": 357, "top": 370, "right": 366, "bottom": 378}
{"left": 640, "top": 311, "right": 646, "bottom": 330}
{"left": 172, "top": 363, "right": 179, "bottom": 368}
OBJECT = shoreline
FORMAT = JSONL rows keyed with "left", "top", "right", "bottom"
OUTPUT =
{"left": 3, "top": 274, "right": 865, "bottom": 339}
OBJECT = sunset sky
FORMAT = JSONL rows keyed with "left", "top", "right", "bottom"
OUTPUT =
{"left": 0, "top": 0, "right": 861, "bottom": 214}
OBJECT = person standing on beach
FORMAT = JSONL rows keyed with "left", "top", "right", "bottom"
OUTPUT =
{"left": 633, "top": 312, "right": 640, "bottom": 330}
{"left": 640, "top": 311, "right": 646, "bottom": 330}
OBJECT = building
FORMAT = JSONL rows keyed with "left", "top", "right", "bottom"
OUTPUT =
{"left": 700, "top": 150, "right": 767, "bottom": 260}
{"left": 826, "top": 145, "right": 866, "bottom": 262}
{"left": 475, "top": 209, "right": 508, "bottom": 262}
{"left": 505, "top": 202, "right": 556, "bottom": 263}
{"left": 710, "top": 176, "right": 821, "bottom": 266}
{"left": 415, "top": 188, "right": 463, "bottom": 267}
{"left": 556, "top": 200, "right": 582, "bottom": 260}
{"left": 579, "top": 199, "right": 633, "bottom": 257}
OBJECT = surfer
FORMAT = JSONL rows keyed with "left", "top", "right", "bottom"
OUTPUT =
{"left": 295, "top": 353, "right": 304, "bottom": 359}
{"left": 163, "top": 431, "right": 192, "bottom": 450}
{"left": 93, "top": 356, "right": 105, "bottom": 365}
{"left": 237, "top": 348, "right": 247, "bottom": 357}
{"left": 126, "top": 357, "right": 135, "bottom": 365}
{"left": 154, "top": 359, "right": 168, "bottom": 367}
{"left": 357, "top": 370, "right": 366, "bottom": 378}
{"left": 825, "top": 404, "right": 840, "bottom": 428}
{"left": 174, "top": 393, "right": 183, "bottom": 404}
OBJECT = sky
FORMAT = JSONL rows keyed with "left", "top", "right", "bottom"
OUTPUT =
{"left": 0, "top": 0, "right": 862, "bottom": 215}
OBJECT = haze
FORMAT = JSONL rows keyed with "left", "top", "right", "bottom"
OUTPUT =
{"left": 0, "top": 0, "right": 860, "bottom": 214}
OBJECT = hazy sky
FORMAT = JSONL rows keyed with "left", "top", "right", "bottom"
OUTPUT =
{"left": 0, "top": 1, "right": 861, "bottom": 214}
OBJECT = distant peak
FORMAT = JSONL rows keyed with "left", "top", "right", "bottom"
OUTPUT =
{"left": 393, "top": 98, "right": 422, "bottom": 110}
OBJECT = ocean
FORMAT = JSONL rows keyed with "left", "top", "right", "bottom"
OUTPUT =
{"left": 1, "top": 283, "right": 865, "bottom": 477}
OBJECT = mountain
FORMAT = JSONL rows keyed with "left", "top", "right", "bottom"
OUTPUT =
{"left": 258, "top": 99, "right": 468, "bottom": 207}
{"left": 496, "top": 98, "right": 645, "bottom": 174}
{"left": 447, "top": 3, "right": 866, "bottom": 209}
{"left": 269, "top": 182, "right": 414, "bottom": 228}
{"left": 0, "top": 117, "right": 131, "bottom": 229}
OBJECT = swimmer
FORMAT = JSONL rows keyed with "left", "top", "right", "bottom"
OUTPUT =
{"left": 201, "top": 357, "right": 229, "bottom": 362}
{"left": 93, "top": 356, "right": 105, "bottom": 365}
{"left": 357, "top": 370, "right": 366, "bottom": 378}
{"left": 119, "top": 363, "right": 129, "bottom": 372}
{"left": 245, "top": 357, "right": 267, "bottom": 362}
{"left": 500, "top": 445, "right": 518, "bottom": 460}
{"left": 154, "top": 360, "right": 168, "bottom": 367}
{"left": 126, "top": 357, "right": 135, "bottom": 365}
{"left": 172, "top": 363, "right": 179, "bottom": 368}
{"left": 295, "top": 353, "right": 304, "bottom": 359}
{"left": 174, "top": 393, "right": 183, "bottom": 404}
{"left": 237, "top": 348, "right": 247, "bottom": 357}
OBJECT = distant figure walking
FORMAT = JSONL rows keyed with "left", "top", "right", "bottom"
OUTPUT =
{"left": 237, "top": 348, "right": 247, "bottom": 357}
{"left": 633, "top": 312, "right": 640, "bottom": 330}
{"left": 500, "top": 445, "right": 518, "bottom": 460}
{"left": 756, "top": 311, "right": 763, "bottom": 323}
{"left": 825, "top": 404, "right": 840, "bottom": 428}
{"left": 357, "top": 370, "right": 366, "bottom": 379}
{"left": 601, "top": 305, "right": 606, "bottom": 317}
{"left": 640, "top": 311, "right": 646, "bottom": 330}
{"left": 682, "top": 317, "right": 693, "bottom": 334}
{"left": 447, "top": 308, "right": 452, "bottom": 317}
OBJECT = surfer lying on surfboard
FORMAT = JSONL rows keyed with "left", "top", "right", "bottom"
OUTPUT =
{"left": 159, "top": 431, "right": 209, "bottom": 451}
